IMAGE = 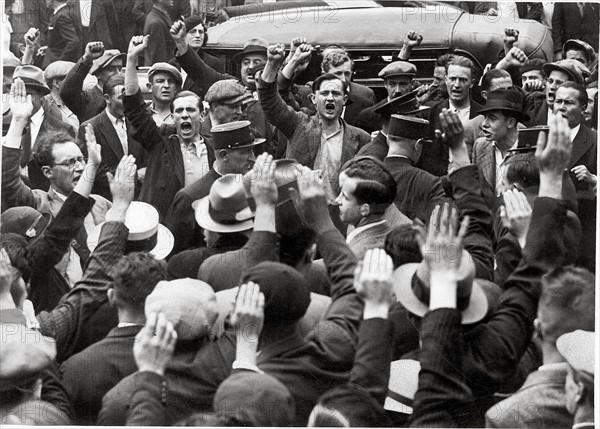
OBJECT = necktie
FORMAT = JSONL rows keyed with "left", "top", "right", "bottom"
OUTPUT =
{"left": 116, "top": 118, "right": 128, "bottom": 155}
{"left": 20, "top": 124, "right": 31, "bottom": 168}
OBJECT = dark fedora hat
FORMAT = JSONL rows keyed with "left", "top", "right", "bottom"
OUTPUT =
{"left": 211, "top": 120, "right": 266, "bottom": 150}
{"left": 373, "top": 88, "right": 431, "bottom": 118}
{"left": 476, "top": 88, "right": 530, "bottom": 123}
{"left": 388, "top": 114, "right": 430, "bottom": 141}
{"left": 12, "top": 65, "right": 50, "bottom": 95}
{"left": 233, "top": 38, "right": 269, "bottom": 63}
{"left": 1, "top": 207, "right": 51, "bottom": 243}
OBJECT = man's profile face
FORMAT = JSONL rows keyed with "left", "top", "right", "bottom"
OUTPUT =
{"left": 240, "top": 54, "right": 266, "bottom": 87}
{"left": 335, "top": 172, "right": 363, "bottom": 226}
{"left": 554, "top": 86, "right": 585, "bottom": 128}
{"left": 313, "top": 78, "right": 347, "bottom": 121}
{"left": 431, "top": 66, "right": 447, "bottom": 96}
{"left": 384, "top": 76, "right": 412, "bottom": 99}
{"left": 481, "top": 110, "right": 511, "bottom": 143}
{"left": 212, "top": 101, "right": 243, "bottom": 125}
{"left": 446, "top": 65, "right": 473, "bottom": 103}
{"left": 546, "top": 70, "right": 569, "bottom": 107}
{"left": 173, "top": 95, "right": 202, "bottom": 139}
{"left": 225, "top": 146, "right": 256, "bottom": 174}
{"left": 326, "top": 61, "right": 353, "bottom": 86}
{"left": 149, "top": 72, "right": 178, "bottom": 104}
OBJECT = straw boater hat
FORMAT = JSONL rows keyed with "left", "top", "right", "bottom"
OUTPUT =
{"left": 556, "top": 330, "right": 595, "bottom": 378}
{"left": 87, "top": 202, "right": 174, "bottom": 259}
{"left": 193, "top": 174, "right": 254, "bottom": 233}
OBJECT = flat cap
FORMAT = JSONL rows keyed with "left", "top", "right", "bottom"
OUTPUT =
{"left": 542, "top": 59, "right": 586, "bottom": 85}
{"left": 148, "top": 62, "right": 183, "bottom": 87}
{"left": 205, "top": 79, "right": 247, "bottom": 104}
{"left": 43, "top": 61, "right": 75, "bottom": 83}
{"left": 389, "top": 114, "right": 429, "bottom": 140}
{"left": 90, "top": 49, "right": 125, "bottom": 75}
{"left": 563, "top": 39, "right": 596, "bottom": 64}
{"left": 379, "top": 61, "right": 417, "bottom": 79}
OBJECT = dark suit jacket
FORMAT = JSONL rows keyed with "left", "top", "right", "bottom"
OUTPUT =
{"left": 144, "top": 6, "right": 175, "bottom": 66}
{"left": 44, "top": 3, "right": 83, "bottom": 66}
{"left": 525, "top": 93, "right": 549, "bottom": 127}
{"left": 73, "top": 0, "right": 122, "bottom": 49}
{"left": 383, "top": 156, "right": 446, "bottom": 222}
{"left": 165, "top": 169, "right": 221, "bottom": 254}
{"left": 78, "top": 110, "right": 147, "bottom": 200}
{"left": 356, "top": 130, "right": 388, "bottom": 160}
{"left": 124, "top": 89, "right": 216, "bottom": 220}
{"left": 133, "top": 0, "right": 190, "bottom": 29}
{"left": 258, "top": 79, "right": 371, "bottom": 196}
{"left": 485, "top": 366, "right": 573, "bottom": 428}
{"left": 552, "top": 2, "right": 599, "bottom": 55}
{"left": 61, "top": 56, "right": 107, "bottom": 123}
{"left": 516, "top": 2, "right": 543, "bottom": 21}
{"left": 60, "top": 325, "right": 142, "bottom": 424}
{"left": 420, "top": 97, "right": 483, "bottom": 176}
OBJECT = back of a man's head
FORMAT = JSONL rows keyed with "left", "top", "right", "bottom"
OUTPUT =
{"left": 384, "top": 225, "right": 422, "bottom": 269}
{"left": 110, "top": 252, "right": 168, "bottom": 313}
{"left": 538, "top": 266, "right": 595, "bottom": 345}
{"left": 503, "top": 153, "right": 540, "bottom": 190}
{"left": 340, "top": 157, "right": 397, "bottom": 216}
{"left": 321, "top": 49, "right": 353, "bottom": 73}
{"left": 481, "top": 69, "right": 512, "bottom": 92}
{"left": 279, "top": 226, "right": 317, "bottom": 268}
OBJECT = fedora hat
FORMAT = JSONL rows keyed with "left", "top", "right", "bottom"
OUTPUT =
{"left": 384, "top": 359, "right": 420, "bottom": 414}
{"left": 1, "top": 207, "right": 51, "bottom": 243}
{"left": 193, "top": 174, "right": 254, "bottom": 233}
{"left": 476, "top": 88, "right": 530, "bottom": 123}
{"left": 373, "top": 88, "right": 431, "bottom": 118}
{"left": 87, "top": 202, "right": 174, "bottom": 259}
{"left": 211, "top": 120, "right": 265, "bottom": 150}
{"left": 90, "top": 49, "right": 125, "bottom": 75}
{"left": 542, "top": 60, "right": 585, "bottom": 85}
{"left": 233, "top": 37, "right": 269, "bottom": 63}
{"left": 389, "top": 114, "right": 430, "bottom": 141}
{"left": 563, "top": 39, "right": 596, "bottom": 65}
{"left": 393, "top": 249, "right": 490, "bottom": 324}
{"left": 13, "top": 65, "right": 50, "bottom": 95}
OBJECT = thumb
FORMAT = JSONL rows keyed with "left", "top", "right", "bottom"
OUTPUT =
{"left": 106, "top": 171, "right": 114, "bottom": 185}
{"left": 26, "top": 94, "right": 32, "bottom": 104}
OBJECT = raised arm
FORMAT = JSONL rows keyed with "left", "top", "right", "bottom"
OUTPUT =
{"left": 36, "top": 155, "right": 137, "bottom": 363}
{"left": 21, "top": 28, "right": 41, "bottom": 65}
{"left": 397, "top": 30, "right": 422, "bottom": 61}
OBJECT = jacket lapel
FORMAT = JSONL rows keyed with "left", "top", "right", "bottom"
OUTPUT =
{"left": 570, "top": 126, "right": 594, "bottom": 167}
{"left": 99, "top": 112, "right": 125, "bottom": 159}
{"left": 340, "top": 120, "right": 359, "bottom": 166}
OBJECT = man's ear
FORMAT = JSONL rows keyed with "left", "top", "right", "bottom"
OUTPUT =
{"left": 574, "top": 380, "right": 585, "bottom": 405}
{"left": 481, "top": 90, "right": 488, "bottom": 100}
{"left": 533, "top": 318, "right": 543, "bottom": 340}
{"left": 107, "top": 288, "right": 116, "bottom": 307}
{"left": 342, "top": 93, "right": 349, "bottom": 106}
{"left": 359, "top": 203, "right": 370, "bottom": 217}
{"left": 146, "top": 82, "right": 151, "bottom": 90}
{"left": 309, "top": 92, "right": 316, "bottom": 106}
{"left": 305, "top": 243, "right": 317, "bottom": 264}
{"left": 219, "top": 149, "right": 229, "bottom": 161}
{"left": 41, "top": 165, "right": 53, "bottom": 180}
{"left": 103, "top": 93, "right": 111, "bottom": 103}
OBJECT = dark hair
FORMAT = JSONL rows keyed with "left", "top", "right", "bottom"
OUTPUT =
{"left": 103, "top": 74, "right": 125, "bottom": 97}
{"left": 279, "top": 226, "right": 317, "bottom": 267}
{"left": 173, "top": 90, "right": 203, "bottom": 110}
{"left": 312, "top": 73, "right": 348, "bottom": 95}
{"left": 558, "top": 81, "right": 589, "bottom": 108}
{"left": 340, "top": 157, "right": 396, "bottom": 215}
{"left": 110, "top": 252, "right": 168, "bottom": 312}
{"left": 445, "top": 55, "right": 475, "bottom": 80}
{"left": 539, "top": 266, "right": 595, "bottom": 343}
{"left": 481, "top": 69, "right": 511, "bottom": 91}
{"left": 0, "top": 233, "right": 31, "bottom": 284}
{"left": 384, "top": 225, "right": 422, "bottom": 269}
{"left": 313, "top": 383, "right": 392, "bottom": 427}
{"left": 321, "top": 48, "right": 353, "bottom": 72}
{"left": 503, "top": 153, "right": 540, "bottom": 189}
{"left": 435, "top": 53, "right": 454, "bottom": 68}
{"left": 32, "top": 132, "right": 76, "bottom": 167}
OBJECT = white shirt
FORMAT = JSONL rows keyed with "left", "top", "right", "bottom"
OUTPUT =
{"left": 494, "top": 138, "right": 519, "bottom": 196}
{"left": 346, "top": 220, "right": 386, "bottom": 244}
{"left": 29, "top": 108, "right": 45, "bottom": 146}
{"left": 106, "top": 108, "right": 128, "bottom": 155}
{"left": 570, "top": 123, "right": 581, "bottom": 142}
{"left": 449, "top": 101, "right": 471, "bottom": 125}
{"left": 79, "top": 0, "right": 92, "bottom": 27}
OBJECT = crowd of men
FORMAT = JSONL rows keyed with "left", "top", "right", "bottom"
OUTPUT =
{"left": 0, "top": 0, "right": 597, "bottom": 427}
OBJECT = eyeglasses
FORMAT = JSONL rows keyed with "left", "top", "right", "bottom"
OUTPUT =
{"left": 53, "top": 156, "right": 85, "bottom": 168}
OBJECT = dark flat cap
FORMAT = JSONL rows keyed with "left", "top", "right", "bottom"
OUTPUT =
{"left": 378, "top": 61, "right": 416, "bottom": 79}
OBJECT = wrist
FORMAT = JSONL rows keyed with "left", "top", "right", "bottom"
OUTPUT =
{"left": 253, "top": 204, "right": 276, "bottom": 232}
{"left": 138, "top": 366, "right": 165, "bottom": 376}
{"left": 82, "top": 54, "right": 94, "bottom": 64}
{"left": 429, "top": 271, "right": 458, "bottom": 310}
{"left": 363, "top": 301, "right": 390, "bottom": 319}
{"left": 539, "top": 174, "right": 562, "bottom": 199}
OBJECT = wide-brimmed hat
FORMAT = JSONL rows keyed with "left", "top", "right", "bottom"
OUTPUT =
{"left": 43, "top": 61, "right": 75, "bottom": 83}
{"left": 1, "top": 207, "right": 51, "bottom": 243}
{"left": 384, "top": 359, "right": 420, "bottom": 414}
{"left": 389, "top": 114, "right": 430, "bottom": 141}
{"left": 373, "top": 88, "right": 431, "bottom": 118}
{"left": 542, "top": 60, "right": 585, "bottom": 85}
{"left": 148, "top": 62, "right": 183, "bottom": 87}
{"left": 233, "top": 37, "right": 268, "bottom": 63}
{"left": 393, "top": 249, "right": 490, "bottom": 324}
{"left": 211, "top": 120, "right": 265, "bottom": 150}
{"left": 563, "top": 39, "right": 596, "bottom": 65}
{"left": 90, "top": 49, "right": 125, "bottom": 75}
{"left": 87, "top": 202, "right": 174, "bottom": 259}
{"left": 13, "top": 65, "right": 50, "bottom": 95}
{"left": 378, "top": 61, "right": 417, "bottom": 79}
{"left": 475, "top": 88, "right": 530, "bottom": 123}
{"left": 145, "top": 278, "right": 218, "bottom": 340}
{"left": 193, "top": 174, "right": 254, "bottom": 233}
{"left": 556, "top": 330, "right": 595, "bottom": 377}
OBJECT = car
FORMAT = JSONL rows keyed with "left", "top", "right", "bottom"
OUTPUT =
{"left": 202, "top": 0, "right": 553, "bottom": 98}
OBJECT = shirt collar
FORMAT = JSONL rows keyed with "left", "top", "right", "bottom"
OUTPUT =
{"left": 493, "top": 138, "right": 519, "bottom": 158}
{"left": 570, "top": 123, "right": 581, "bottom": 142}
{"left": 30, "top": 108, "right": 44, "bottom": 125}
{"left": 105, "top": 108, "right": 124, "bottom": 126}
{"left": 449, "top": 100, "right": 470, "bottom": 112}
{"left": 346, "top": 220, "right": 386, "bottom": 244}
{"left": 537, "top": 362, "right": 568, "bottom": 372}
{"left": 54, "top": 2, "right": 67, "bottom": 13}
{"left": 52, "top": 188, "right": 68, "bottom": 201}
